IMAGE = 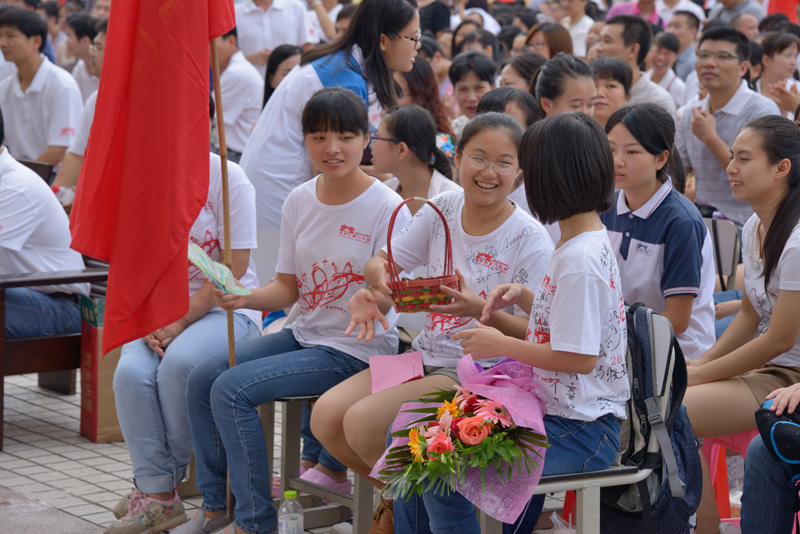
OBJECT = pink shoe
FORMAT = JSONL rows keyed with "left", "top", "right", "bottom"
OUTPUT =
{"left": 299, "top": 468, "right": 352, "bottom": 494}
{"left": 271, "top": 467, "right": 308, "bottom": 497}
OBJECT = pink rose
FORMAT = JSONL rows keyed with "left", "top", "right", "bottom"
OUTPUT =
{"left": 457, "top": 416, "right": 492, "bottom": 445}
{"left": 426, "top": 431, "right": 454, "bottom": 459}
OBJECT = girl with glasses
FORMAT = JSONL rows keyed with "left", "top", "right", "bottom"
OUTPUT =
{"left": 311, "top": 112, "right": 554, "bottom": 533}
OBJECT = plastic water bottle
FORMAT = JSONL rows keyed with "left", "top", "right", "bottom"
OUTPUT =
{"left": 278, "top": 490, "right": 304, "bottom": 534}
{"left": 51, "top": 185, "right": 75, "bottom": 206}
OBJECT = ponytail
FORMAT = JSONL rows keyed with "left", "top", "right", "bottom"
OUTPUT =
{"left": 384, "top": 105, "right": 453, "bottom": 178}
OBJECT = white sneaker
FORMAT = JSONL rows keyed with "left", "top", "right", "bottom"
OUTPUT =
{"left": 329, "top": 522, "right": 353, "bottom": 534}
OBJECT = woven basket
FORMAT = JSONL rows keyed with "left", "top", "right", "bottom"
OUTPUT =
{"left": 386, "top": 197, "right": 459, "bottom": 313}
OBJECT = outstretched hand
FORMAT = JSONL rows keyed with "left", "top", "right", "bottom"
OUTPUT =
{"left": 480, "top": 283, "right": 524, "bottom": 323}
{"left": 205, "top": 276, "right": 247, "bottom": 311}
{"left": 452, "top": 322, "right": 506, "bottom": 359}
{"left": 345, "top": 288, "right": 389, "bottom": 342}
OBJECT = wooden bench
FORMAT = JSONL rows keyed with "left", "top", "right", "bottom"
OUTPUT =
{"left": 0, "top": 267, "right": 109, "bottom": 450}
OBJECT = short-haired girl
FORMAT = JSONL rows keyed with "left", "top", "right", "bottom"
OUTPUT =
{"left": 476, "top": 87, "right": 543, "bottom": 128}
{"left": 311, "top": 112, "right": 554, "bottom": 533}
{"left": 406, "top": 112, "right": 628, "bottom": 534}
{"left": 602, "top": 103, "right": 715, "bottom": 360}
{"left": 685, "top": 116, "right": 800, "bottom": 533}
{"left": 371, "top": 105, "right": 459, "bottom": 215}
{"left": 448, "top": 51, "right": 497, "bottom": 139}
{"left": 531, "top": 52, "right": 596, "bottom": 117}
{"left": 174, "top": 88, "right": 411, "bottom": 534}
{"left": 590, "top": 56, "right": 631, "bottom": 128}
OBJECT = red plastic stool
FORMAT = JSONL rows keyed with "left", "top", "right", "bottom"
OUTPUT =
{"left": 701, "top": 430, "right": 759, "bottom": 528}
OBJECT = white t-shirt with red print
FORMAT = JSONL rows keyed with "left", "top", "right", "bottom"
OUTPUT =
{"left": 277, "top": 176, "right": 409, "bottom": 362}
{"left": 387, "top": 191, "right": 554, "bottom": 368}
{"left": 527, "top": 229, "right": 629, "bottom": 421}
{"left": 188, "top": 154, "right": 261, "bottom": 327}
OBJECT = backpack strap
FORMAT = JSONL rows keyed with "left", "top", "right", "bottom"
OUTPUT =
{"left": 636, "top": 306, "right": 685, "bottom": 498}
{"left": 637, "top": 478, "right": 656, "bottom": 534}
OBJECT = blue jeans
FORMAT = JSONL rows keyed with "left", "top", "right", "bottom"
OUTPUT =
{"left": 186, "top": 328, "right": 369, "bottom": 534}
{"left": 113, "top": 310, "right": 259, "bottom": 494}
{"left": 740, "top": 436, "right": 797, "bottom": 534}
{"left": 714, "top": 289, "right": 742, "bottom": 340}
{"left": 394, "top": 414, "right": 621, "bottom": 534}
{"left": 4, "top": 287, "right": 80, "bottom": 339}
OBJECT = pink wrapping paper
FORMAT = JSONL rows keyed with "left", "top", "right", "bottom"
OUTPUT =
{"left": 370, "top": 355, "right": 549, "bottom": 523}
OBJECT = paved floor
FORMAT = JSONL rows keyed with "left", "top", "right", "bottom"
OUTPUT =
{"left": 0, "top": 373, "right": 570, "bottom": 533}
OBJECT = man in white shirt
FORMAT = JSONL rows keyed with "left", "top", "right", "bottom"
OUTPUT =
{"left": 214, "top": 27, "right": 265, "bottom": 163}
{"left": 0, "top": 9, "right": 82, "bottom": 165}
{"left": 62, "top": 12, "right": 99, "bottom": 102}
{"left": 560, "top": 0, "right": 594, "bottom": 57}
{"left": 597, "top": 15, "right": 677, "bottom": 120}
{"left": 0, "top": 110, "right": 88, "bottom": 339}
{"left": 656, "top": 0, "right": 705, "bottom": 25}
{"left": 52, "top": 18, "right": 106, "bottom": 191}
{"left": 234, "top": 0, "right": 315, "bottom": 77}
{"left": 667, "top": 10, "right": 699, "bottom": 81}
{"left": 675, "top": 26, "right": 780, "bottom": 227}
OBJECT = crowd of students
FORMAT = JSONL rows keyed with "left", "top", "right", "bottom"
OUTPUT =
{"left": 1, "top": 0, "right": 800, "bottom": 533}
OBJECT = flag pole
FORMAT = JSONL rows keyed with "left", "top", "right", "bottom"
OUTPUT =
{"left": 210, "top": 37, "right": 237, "bottom": 521}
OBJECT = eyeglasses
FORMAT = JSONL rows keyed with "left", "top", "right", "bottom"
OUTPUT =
{"left": 370, "top": 135, "right": 398, "bottom": 143}
{"left": 525, "top": 41, "right": 547, "bottom": 52}
{"left": 392, "top": 29, "right": 421, "bottom": 44}
{"left": 463, "top": 154, "right": 517, "bottom": 175}
{"left": 696, "top": 50, "right": 742, "bottom": 62}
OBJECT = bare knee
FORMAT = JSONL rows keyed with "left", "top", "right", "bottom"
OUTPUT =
{"left": 310, "top": 391, "right": 348, "bottom": 449}
{"left": 343, "top": 399, "right": 387, "bottom": 463}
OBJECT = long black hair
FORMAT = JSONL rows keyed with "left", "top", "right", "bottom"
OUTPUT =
{"left": 382, "top": 105, "right": 452, "bottom": 179}
{"left": 605, "top": 103, "right": 686, "bottom": 193}
{"left": 301, "top": 0, "right": 418, "bottom": 110}
{"left": 742, "top": 115, "right": 800, "bottom": 295}
{"left": 263, "top": 44, "right": 304, "bottom": 108}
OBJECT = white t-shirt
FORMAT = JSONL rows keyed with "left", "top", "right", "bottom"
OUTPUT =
{"left": 71, "top": 59, "right": 99, "bottom": 103}
{"left": 526, "top": 229, "right": 629, "bottom": 421}
{"left": 646, "top": 68, "right": 687, "bottom": 108}
{"left": 69, "top": 89, "right": 96, "bottom": 157}
{"left": 240, "top": 46, "right": 382, "bottom": 233}
{"left": 235, "top": 0, "right": 314, "bottom": 78}
{"left": 217, "top": 51, "right": 265, "bottom": 153}
{"left": 656, "top": 0, "right": 706, "bottom": 24}
{"left": 382, "top": 169, "right": 462, "bottom": 198}
{"left": 278, "top": 177, "right": 409, "bottom": 362}
{"left": 388, "top": 191, "right": 554, "bottom": 368}
{"left": 742, "top": 215, "right": 800, "bottom": 368}
{"left": 563, "top": 15, "right": 594, "bottom": 57}
{"left": 0, "top": 56, "right": 83, "bottom": 161}
{"left": 190, "top": 154, "right": 261, "bottom": 327}
{"left": 306, "top": 3, "right": 342, "bottom": 43}
{"left": 508, "top": 183, "right": 562, "bottom": 245}
{"left": 0, "top": 148, "right": 88, "bottom": 295}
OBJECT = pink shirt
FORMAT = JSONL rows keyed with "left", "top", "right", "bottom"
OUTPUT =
{"left": 606, "top": 2, "right": 664, "bottom": 27}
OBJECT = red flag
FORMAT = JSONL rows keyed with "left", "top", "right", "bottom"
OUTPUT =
{"left": 70, "top": 0, "right": 235, "bottom": 353}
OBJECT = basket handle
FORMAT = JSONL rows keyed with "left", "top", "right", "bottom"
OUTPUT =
{"left": 385, "top": 197, "right": 454, "bottom": 288}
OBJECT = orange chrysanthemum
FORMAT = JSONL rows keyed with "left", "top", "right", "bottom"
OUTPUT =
{"left": 408, "top": 427, "right": 426, "bottom": 463}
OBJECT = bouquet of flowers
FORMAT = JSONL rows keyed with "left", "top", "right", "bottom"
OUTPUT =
{"left": 371, "top": 356, "right": 550, "bottom": 523}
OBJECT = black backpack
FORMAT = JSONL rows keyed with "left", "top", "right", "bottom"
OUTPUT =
{"left": 600, "top": 304, "right": 702, "bottom": 534}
